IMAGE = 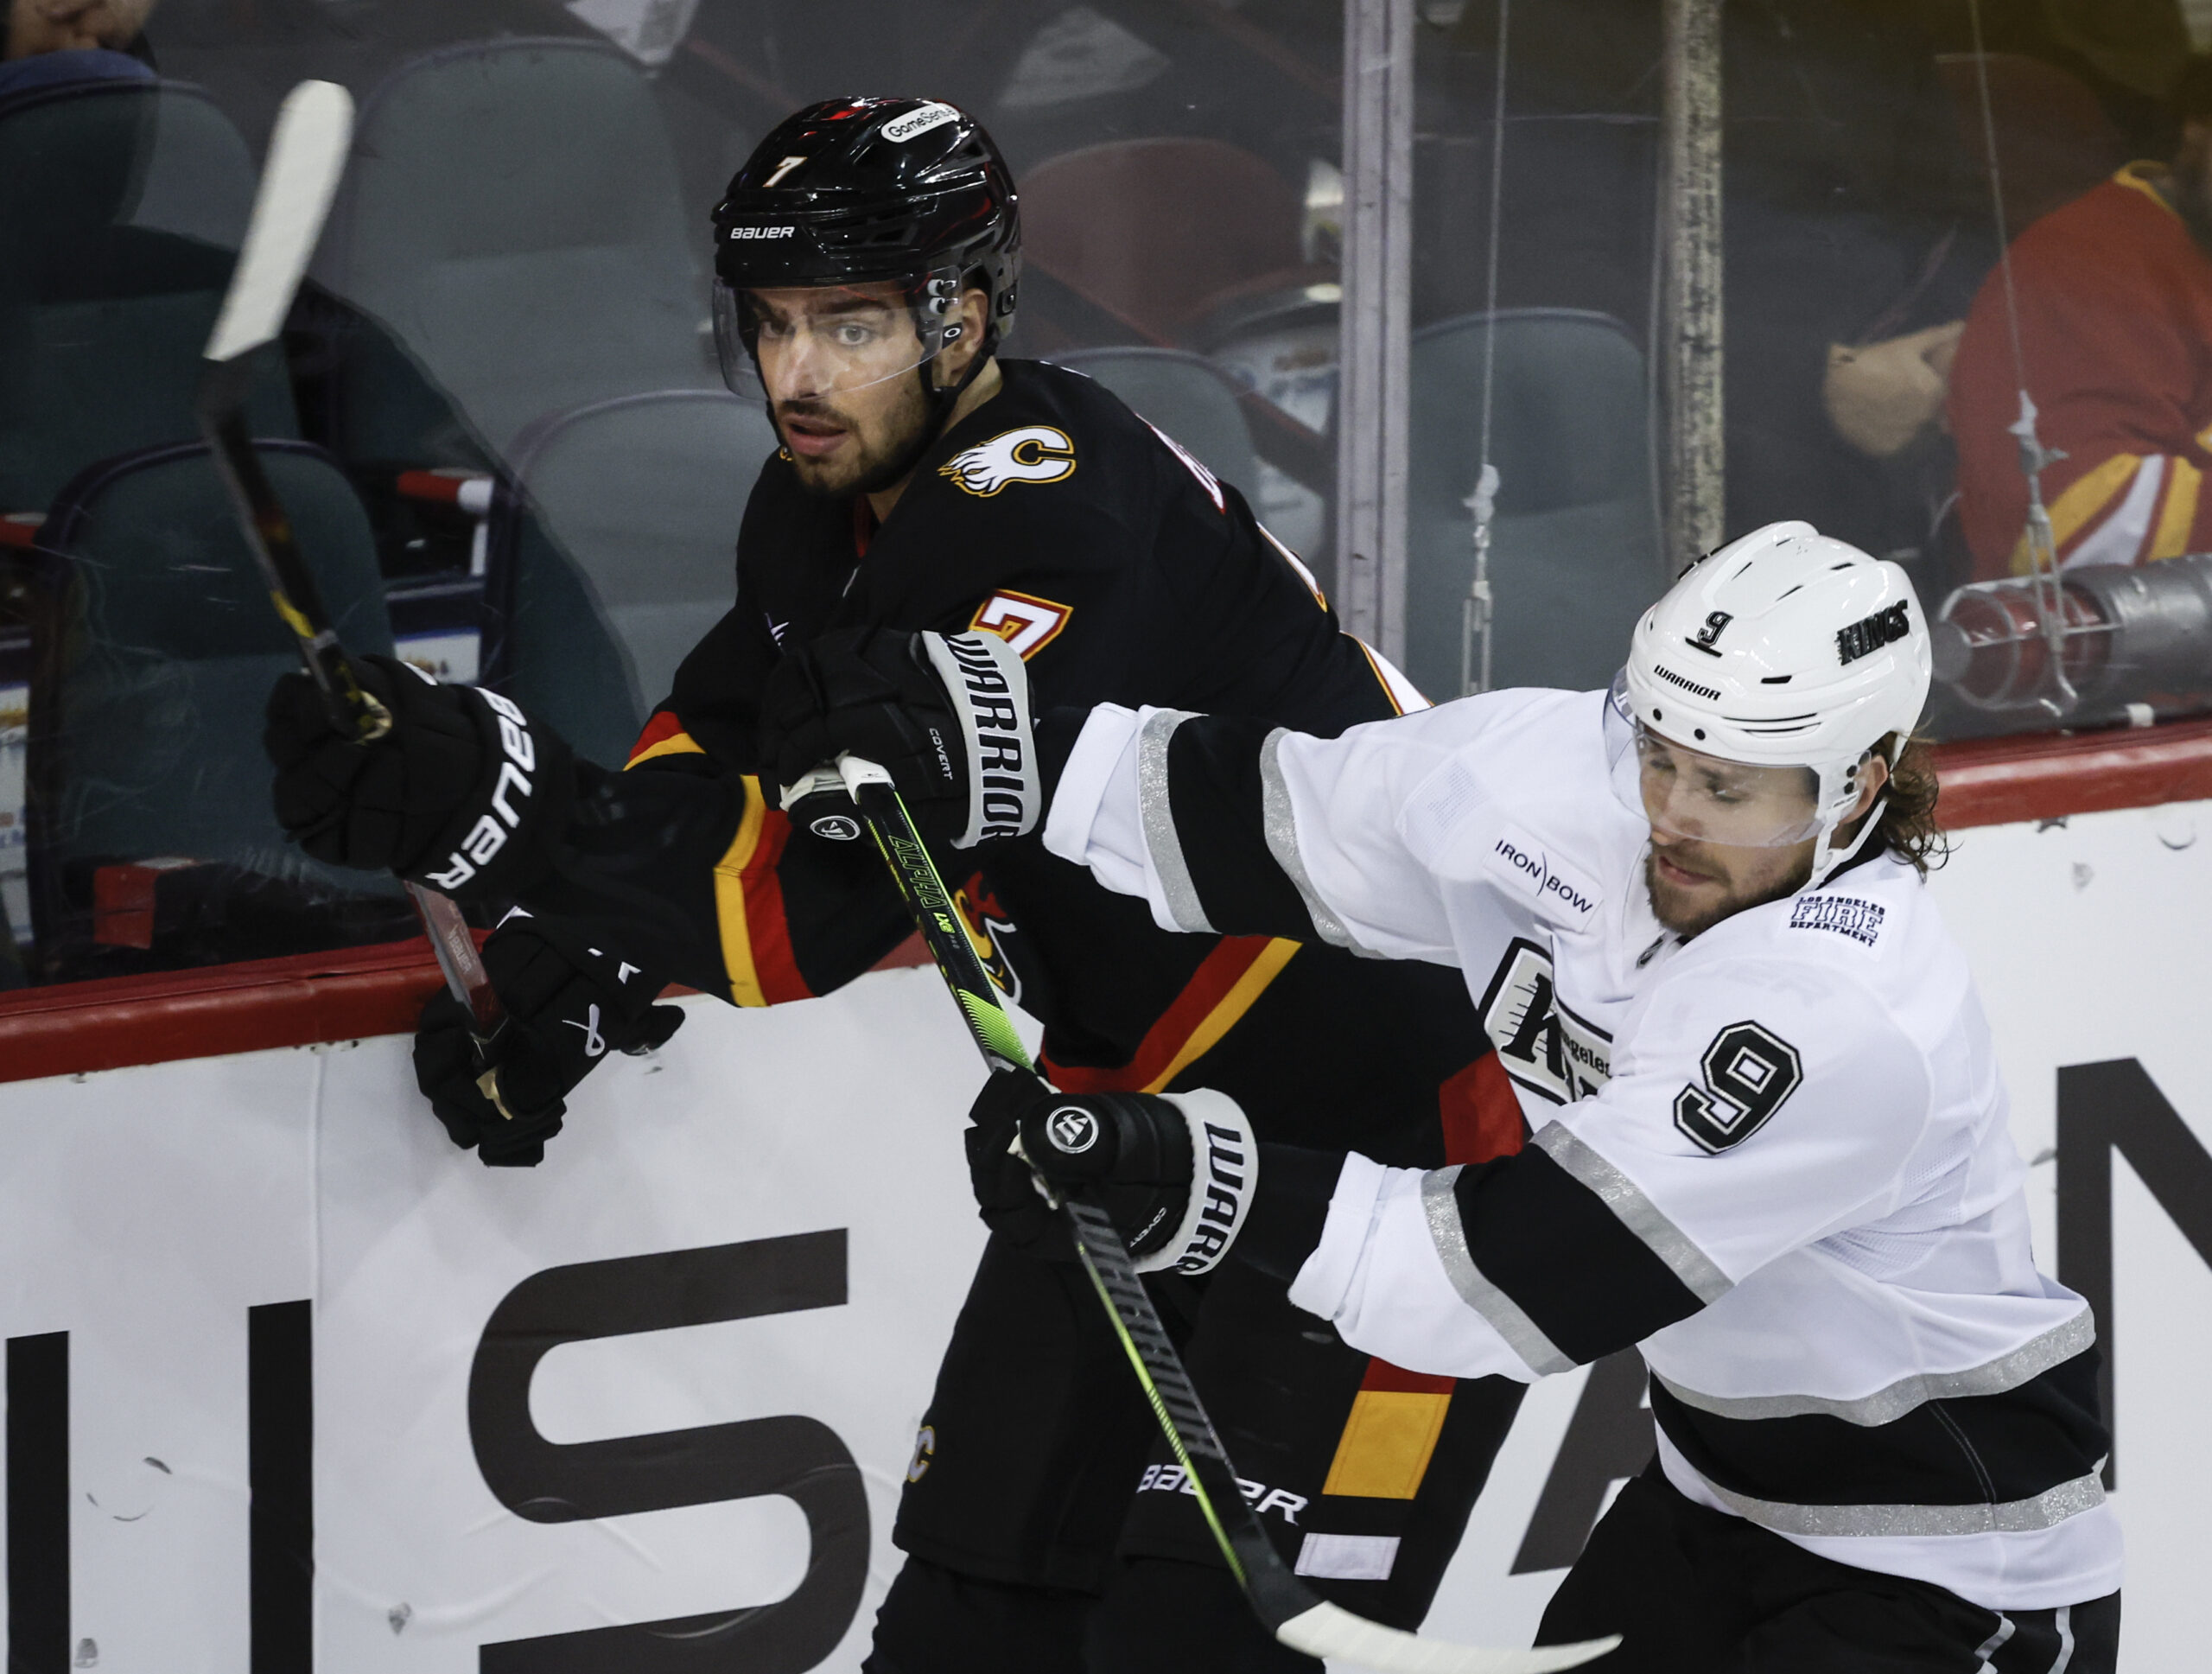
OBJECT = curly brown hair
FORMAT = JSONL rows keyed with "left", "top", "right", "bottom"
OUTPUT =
{"left": 1867, "top": 732, "right": 1949, "bottom": 876}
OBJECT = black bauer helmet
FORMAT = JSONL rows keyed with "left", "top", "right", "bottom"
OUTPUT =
{"left": 709, "top": 96, "right": 1020, "bottom": 413}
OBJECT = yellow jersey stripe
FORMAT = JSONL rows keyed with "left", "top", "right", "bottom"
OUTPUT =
{"left": 627, "top": 731, "right": 709, "bottom": 768}
{"left": 2151, "top": 457, "right": 2202, "bottom": 562}
{"left": 1320, "top": 1389, "right": 1453, "bottom": 1499}
{"left": 2010, "top": 452, "right": 2142, "bottom": 574}
{"left": 712, "top": 776, "right": 770, "bottom": 1008}
{"left": 1140, "top": 938, "right": 1300, "bottom": 1094}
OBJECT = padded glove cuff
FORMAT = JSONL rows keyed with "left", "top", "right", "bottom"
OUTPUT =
{"left": 1130, "top": 1089, "right": 1260, "bottom": 1276}
{"left": 919, "top": 630, "right": 1040, "bottom": 848}
{"left": 410, "top": 687, "right": 575, "bottom": 897}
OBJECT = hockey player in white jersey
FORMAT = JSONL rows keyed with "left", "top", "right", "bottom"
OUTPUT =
{"left": 759, "top": 521, "right": 2122, "bottom": 1671}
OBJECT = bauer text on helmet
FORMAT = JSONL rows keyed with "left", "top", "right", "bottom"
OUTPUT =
{"left": 709, "top": 97, "right": 1019, "bottom": 411}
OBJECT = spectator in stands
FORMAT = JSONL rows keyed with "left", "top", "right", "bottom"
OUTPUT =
{"left": 0, "top": 0, "right": 156, "bottom": 98}
{"left": 1949, "top": 55, "right": 2212, "bottom": 579}
{"left": 1439, "top": 0, "right": 1985, "bottom": 563}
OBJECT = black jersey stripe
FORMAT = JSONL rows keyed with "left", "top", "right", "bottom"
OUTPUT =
{"left": 1653, "top": 1309, "right": 2094, "bottom": 1428}
{"left": 1685, "top": 1458, "right": 2107, "bottom": 1540}
{"left": 1650, "top": 1345, "right": 2111, "bottom": 1514}
{"left": 1145, "top": 712, "right": 1331, "bottom": 943}
{"left": 1441, "top": 1143, "right": 1708, "bottom": 1368}
{"left": 1136, "top": 709, "right": 1215, "bottom": 932}
{"left": 1257, "top": 729, "right": 1374, "bottom": 954}
{"left": 1528, "top": 1123, "right": 1732, "bottom": 1304}
{"left": 1421, "top": 1168, "right": 1576, "bottom": 1374}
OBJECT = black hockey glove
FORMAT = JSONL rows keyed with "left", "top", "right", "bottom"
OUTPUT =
{"left": 760, "top": 627, "right": 1039, "bottom": 850}
{"left": 264, "top": 654, "right": 572, "bottom": 899}
{"left": 412, "top": 912, "right": 685, "bottom": 1168}
{"left": 966, "top": 1073, "right": 1259, "bottom": 1276}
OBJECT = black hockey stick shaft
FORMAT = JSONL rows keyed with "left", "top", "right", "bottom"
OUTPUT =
{"left": 198, "top": 382, "right": 499, "bottom": 1036}
{"left": 834, "top": 757, "right": 1621, "bottom": 1673}
{"left": 834, "top": 757, "right": 1316, "bottom": 1628}
{"left": 199, "top": 371, "right": 387, "bottom": 743}
{"left": 197, "top": 80, "right": 499, "bottom": 1039}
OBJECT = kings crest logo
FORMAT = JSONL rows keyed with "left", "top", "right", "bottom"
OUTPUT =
{"left": 1478, "top": 939, "right": 1611, "bottom": 1105}
{"left": 939, "top": 425, "right": 1077, "bottom": 497}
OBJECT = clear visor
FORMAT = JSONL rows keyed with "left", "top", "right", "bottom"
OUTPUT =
{"left": 1603, "top": 673, "right": 1829, "bottom": 849}
{"left": 712, "top": 278, "right": 946, "bottom": 403}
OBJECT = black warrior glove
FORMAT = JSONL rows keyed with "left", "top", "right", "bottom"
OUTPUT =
{"left": 760, "top": 627, "right": 1039, "bottom": 850}
{"left": 965, "top": 1073, "right": 1259, "bottom": 1275}
{"left": 264, "top": 654, "right": 572, "bottom": 898}
{"left": 412, "top": 912, "right": 685, "bottom": 1168}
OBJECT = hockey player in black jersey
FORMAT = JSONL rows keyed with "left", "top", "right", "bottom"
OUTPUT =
{"left": 262, "top": 98, "right": 1529, "bottom": 1672}
{"left": 762, "top": 521, "right": 2126, "bottom": 1671}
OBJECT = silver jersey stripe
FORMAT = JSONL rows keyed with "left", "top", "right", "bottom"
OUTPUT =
{"left": 1694, "top": 1465, "right": 2108, "bottom": 1540}
{"left": 1655, "top": 1308, "right": 2096, "bottom": 1429}
{"left": 1136, "top": 709, "right": 1213, "bottom": 933}
{"left": 1257, "top": 728, "right": 1370, "bottom": 954}
{"left": 1421, "top": 1166, "right": 1576, "bottom": 1376}
{"left": 1530, "top": 1123, "right": 1732, "bottom": 1305}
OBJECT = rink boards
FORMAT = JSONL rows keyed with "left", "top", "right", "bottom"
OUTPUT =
{"left": 2, "top": 797, "right": 2209, "bottom": 1671}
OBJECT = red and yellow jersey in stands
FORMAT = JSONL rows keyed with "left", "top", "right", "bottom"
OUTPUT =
{"left": 520, "top": 359, "right": 1496, "bottom": 1168}
{"left": 1950, "top": 164, "right": 2212, "bottom": 579}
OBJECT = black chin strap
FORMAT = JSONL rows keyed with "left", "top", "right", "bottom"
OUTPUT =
{"left": 925, "top": 327, "right": 996, "bottom": 427}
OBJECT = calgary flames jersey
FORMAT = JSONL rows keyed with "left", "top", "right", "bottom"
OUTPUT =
{"left": 1951, "top": 165, "right": 2212, "bottom": 577}
{"left": 523, "top": 358, "right": 1503, "bottom": 1163}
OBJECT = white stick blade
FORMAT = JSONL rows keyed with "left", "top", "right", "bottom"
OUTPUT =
{"left": 204, "top": 79, "right": 353, "bottom": 363}
{"left": 1274, "top": 1601, "right": 1620, "bottom": 1674}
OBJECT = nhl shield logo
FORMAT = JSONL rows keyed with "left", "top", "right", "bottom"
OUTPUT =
{"left": 1045, "top": 1104, "right": 1101, "bottom": 1155}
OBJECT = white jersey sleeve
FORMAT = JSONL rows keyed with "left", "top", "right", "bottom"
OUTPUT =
{"left": 1043, "top": 693, "right": 1561, "bottom": 960}
{"left": 1289, "top": 945, "right": 1934, "bottom": 1380}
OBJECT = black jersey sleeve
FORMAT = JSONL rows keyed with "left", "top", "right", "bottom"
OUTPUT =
{"left": 513, "top": 743, "right": 914, "bottom": 1008}
{"left": 510, "top": 543, "right": 912, "bottom": 1008}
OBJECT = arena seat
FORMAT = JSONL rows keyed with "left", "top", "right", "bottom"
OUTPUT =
{"left": 483, "top": 390, "right": 779, "bottom": 769}
{"left": 1019, "top": 138, "right": 1331, "bottom": 346}
{"left": 0, "top": 79, "right": 294, "bottom": 517}
{"left": 1403, "top": 309, "right": 1663, "bottom": 700}
{"left": 22, "top": 442, "right": 406, "bottom": 979}
{"left": 1048, "top": 347, "right": 1260, "bottom": 502}
{"left": 316, "top": 38, "right": 714, "bottom": 467}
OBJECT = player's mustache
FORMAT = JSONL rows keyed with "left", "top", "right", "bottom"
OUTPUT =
{"left": 1649, "top": 840, "right": 1718, "bottom": 882}
{"left": 776, "top": 398, "right": 849, "bottom": 430}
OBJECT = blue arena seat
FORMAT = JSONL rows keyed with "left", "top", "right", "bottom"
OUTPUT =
{"left": 1047, "top": 347, "right": 1260, "bottom": 504}
{"left": 317, "top": 38, "right": 715, "bottom": 467}
{"left": 483, "top": 390, "right": 779, "bottom": 769}
{"left": 22, "top": 442, "right": 407, "bottom": 978}
{"left": 1404, "top": 309, "right": 1664, "bottom": 699}
{"left": 0, "top": 78, "right": 293, "bottom": 516}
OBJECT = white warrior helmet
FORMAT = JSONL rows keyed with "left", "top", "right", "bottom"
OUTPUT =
{"left": 1606, "top": 520, "right": 1933, "bottom": 885}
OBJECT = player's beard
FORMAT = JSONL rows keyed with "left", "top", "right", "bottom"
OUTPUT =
{"left": 1643, "top": 842, "right": 1812, "bottom": 939}
{"left": 777, "top": 370, "right": 939, "bottom": 500}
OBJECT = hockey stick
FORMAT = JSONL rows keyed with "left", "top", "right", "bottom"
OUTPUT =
{"left": 832, "top": 754, "right": 1616, "bottom": 1674}
{"left": 195, "top": 80, "right": 500, "bottom": 1041}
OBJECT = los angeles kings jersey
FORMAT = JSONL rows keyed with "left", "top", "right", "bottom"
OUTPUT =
{"left": 1041, "top": 687, "right": 2121, "bottom": 1610}
{"left": 518, "top": 359, "right": 1505, "bottom": 1161}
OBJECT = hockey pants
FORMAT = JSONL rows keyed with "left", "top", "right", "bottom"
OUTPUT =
{"left": 1535, "top": 1465, "right": 2121, "bottom": 1672}
{"left": 866, "top": 1235, "right": 1525, "bottom": 1672}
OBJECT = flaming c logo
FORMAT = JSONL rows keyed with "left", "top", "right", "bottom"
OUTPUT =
{"left": 938, "top": 425, "right": 1077, "bottom": 497}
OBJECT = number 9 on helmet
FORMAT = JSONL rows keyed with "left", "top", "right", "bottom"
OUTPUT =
{"left": 1605, "top": 520, "right": 1933, "bottom": 883}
